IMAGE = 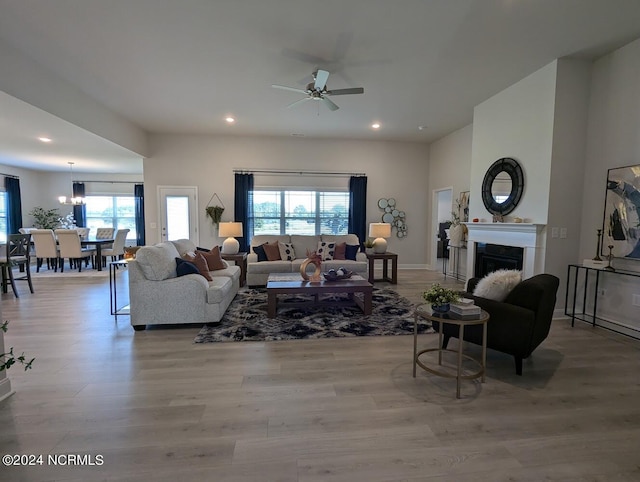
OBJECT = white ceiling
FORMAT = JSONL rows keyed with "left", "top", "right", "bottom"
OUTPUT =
{"left": 1, "top": 0, "right": 640, "bottom": 174}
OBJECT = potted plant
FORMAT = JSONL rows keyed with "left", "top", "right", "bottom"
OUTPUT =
{"left": 364, "top": 238, "right": 375, "bottom": 254}
{"left": 29, "top": 207, "right": 61, "bottom": 229}
{"left": 1, "top": 321, "right": 34, "bottom": 372}
{"left": 423, "top": 283, "right": 461, "bottom": 313}
{"left": 205, "top": 205, "right": 225, "bottom": 225}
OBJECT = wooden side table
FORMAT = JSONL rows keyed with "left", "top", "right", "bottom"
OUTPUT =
{"left": 365, "top": 251, "right": 398, "bottom": 284}
{"left": 413, "top": 305, "right": 489, "bottom": 398}
{"left": 221, "top": 252, "right": 248, "bottom": 287}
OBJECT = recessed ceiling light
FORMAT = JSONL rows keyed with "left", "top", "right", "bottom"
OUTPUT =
{"left": 418, "top": 125, "right": 427, "bottom": 131}
{"left": 225, "top": 116, "right": 235, "bottom": 124}
{"left": 38, "top": 137, "right": 52, "bottom": 143}
{"left": 371, "top": 123, "right": 380, "bottom": 130}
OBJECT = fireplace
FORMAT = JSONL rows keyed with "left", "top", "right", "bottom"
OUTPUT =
{"left": 465, "top": 222, "right": 546, "bottom": 280}
{"left": 475, "top": 243, "right": 524, "bottom": 277}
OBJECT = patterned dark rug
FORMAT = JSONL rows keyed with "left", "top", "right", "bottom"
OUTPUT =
{"left": 194, "top": 288, "right": 434, "bottom": 343}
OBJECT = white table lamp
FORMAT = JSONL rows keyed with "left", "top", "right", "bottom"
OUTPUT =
{"left": 369, "top": 223, "right": 391, "bottom": 253}
{"left": 219, "top": 222, "right": 243, "bottom": 254}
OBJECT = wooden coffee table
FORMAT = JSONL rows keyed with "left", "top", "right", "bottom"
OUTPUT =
{"left": 266, "top": 273, "right": 373, "bottom": 318}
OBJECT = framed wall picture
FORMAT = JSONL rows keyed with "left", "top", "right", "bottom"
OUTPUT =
{"left": 602, "top": 164, "right": 640, "bottom": 259}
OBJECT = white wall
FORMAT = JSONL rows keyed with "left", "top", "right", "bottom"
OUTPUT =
{"left": 427, "top": 124, "right": 473, "bottom": 269}
{"left": 470, "top": 61, "right": 557, "bottom": 224}
{"left": 144, "top": 134, "right": 430, "bottom": 267}
{"left": 545, "top": 59, "right": 591, "bottom": 303}
{"left": 578, "top": 37, "right": 640, "bottom": 331}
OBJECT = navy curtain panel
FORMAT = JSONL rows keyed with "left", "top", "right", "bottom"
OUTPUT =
{"left": 4, "top": 176, "right": 23, "bottom": 234}
{"left": 234, "top": 173, "right": 254, "bottom": 252}
{"left": 134, "top": 183, "right": 146, "bottom": 246}
{"left": 72, "top": 182, "right": 86, "bottom": 227}
{"left": 348, "top": 176, "right": 367, "bottom": 248}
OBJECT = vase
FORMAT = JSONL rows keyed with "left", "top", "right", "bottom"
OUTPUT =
{"left": 300, "top": 258, "right": 322, "bottom": 282}
{"left": 431, "top": 303, "right": 450, "bottom": 314}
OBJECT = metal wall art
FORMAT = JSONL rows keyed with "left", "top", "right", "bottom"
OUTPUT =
{"left": 378, "top": 198, "right": 407, "bottom": 238}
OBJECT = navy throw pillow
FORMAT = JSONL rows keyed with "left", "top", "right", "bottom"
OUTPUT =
{"left": 253, "top": 244, "right": 268, "bottom": 262}
{"left": 345, "top": 244, "right": 360, "bottom": 261}
{"left": 175, "top": 257, "right": 199, "bottom": 277}
{"left": 196, "top": 246, "right": 210, "bottom": 252}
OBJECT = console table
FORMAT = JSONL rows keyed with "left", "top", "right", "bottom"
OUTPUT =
{"left": 565, "top": 263, "right": 640, "bottom": 329}
{"left": 365, "top": 251, "right": 398, "bottom": 284}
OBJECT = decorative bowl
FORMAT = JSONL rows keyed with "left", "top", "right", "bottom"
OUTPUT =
{"left": 323, "top": 269, "right": 353, "bottom": 281}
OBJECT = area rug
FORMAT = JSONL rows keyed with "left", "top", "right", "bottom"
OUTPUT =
{"left": 194, "top": 288, "right": 434, "bottom": 343}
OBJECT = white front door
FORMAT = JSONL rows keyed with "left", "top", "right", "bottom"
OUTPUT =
{"left": 158, "top": 186, "right": 198, "bottom": 243}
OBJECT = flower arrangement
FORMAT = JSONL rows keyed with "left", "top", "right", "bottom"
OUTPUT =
{"left": 422, "top": 283, "right": 461, "bottom": 306}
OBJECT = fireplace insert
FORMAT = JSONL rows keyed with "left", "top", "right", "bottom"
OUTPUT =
{"left": 475, "top": 243, "right": 523, "bottom": 277}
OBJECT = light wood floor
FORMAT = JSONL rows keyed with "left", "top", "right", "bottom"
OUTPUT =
{"left": 1, "top": 268, "right": 640, "bottom": 481}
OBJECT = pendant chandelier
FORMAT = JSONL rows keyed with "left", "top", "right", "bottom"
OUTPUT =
{"left": 58, "top": 162, "right": 85, "bottom": 205}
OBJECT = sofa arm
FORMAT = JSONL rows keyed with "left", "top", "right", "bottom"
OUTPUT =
{"left": 356, "top": 252, "right": 367, "bottom": 262}
{"left": 247, "top": 252, "right": 258, "bottom": 263}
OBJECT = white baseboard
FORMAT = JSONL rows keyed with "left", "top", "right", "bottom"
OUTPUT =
{"left": 0, "top": 377, "right": 14, "bottom": 403}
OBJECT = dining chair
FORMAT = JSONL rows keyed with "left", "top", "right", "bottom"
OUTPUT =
{"left": 101, "top": 229, "right": 130, "bottom": 264}
{"left": 55, "top": 229, "right": 96, "bottom": 272}
{"left": 0, "top": 233, "right": 34, "bottom": 297}
{"left": 75, "top": 227, "right": 91, "bottom": 239}
{"left": 31, "top": 229, "right": 60, "bottom": 272}
{"left": 95, "top": 228, "right": 115, "bottom": 239}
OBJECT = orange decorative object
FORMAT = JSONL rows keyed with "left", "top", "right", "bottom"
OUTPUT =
{"left": 300, "top": 250, "right": 323, "bottom": 282}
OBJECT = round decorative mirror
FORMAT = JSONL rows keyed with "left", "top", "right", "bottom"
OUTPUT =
{"left": 481, "top": 157, "right": 524, "bottom": 215}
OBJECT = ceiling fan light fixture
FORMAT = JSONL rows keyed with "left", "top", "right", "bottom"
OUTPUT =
{"left": 371, "top": 123, "right": 381, "bottom": 129}
{"left": 225, "top": 116, "right": 235, "bottom": 124}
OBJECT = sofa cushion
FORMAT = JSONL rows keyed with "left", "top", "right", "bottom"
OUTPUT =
{"left": 473, "top": 269, "right": 522, "bottom": 301}
{"left": 291, "top": 235, "right": 321, "bottom": 259}
{"left": 206, "top": 277, "right": 233, "bottom": 304}
{"left": 316, "top": 241, "right": 336, "bottom": 260}
{"left": 175, "top": 257, "right": 199, "bottom": 277}
{"left": 345, "top": 244, "right": 360, "bottom": 261}
{"left": 278, "top": 241, "right": 296, "bottom": 261}
{"left": 263, "top": 241, "right": 282, "bottom": 261}
{"left": 333, "top": 242, "right": 346, "bottom": 260}
{"left": 253, "top": 244, "right": 268, "bottom": 262}
{"left": 135, "top": 242, "right": 180, "bottom": 281}
{"left": 249, "top": 260, "right": 293, "bottom": 274}
{"left": 182, "top": 251, "right": 213, "bottom": 281}
{"left": 209, "top": 264, "right": 241, "bottom": 283}
{"left": 197, "top": 246, "right": 227, "bottom": 270}
{"left": 322, "top": 234, "right": 361, "bottom": 246}
{"left": 171, "top": 238, "right": 197, "bottom": 257}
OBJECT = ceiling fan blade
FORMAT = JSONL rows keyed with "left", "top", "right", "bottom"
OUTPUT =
{"left": 286, "top": 97, "right": 312, "bottom": 109}
{"left": 272, "top": 84, "right": 309, "bottom": 95}
{"left": 314, "top": 69, "right": 330, "bottom": 91}
{"left": 326, "top": 87, "right": 364, "bottom": 96}
{"left": 322, "top": 97, "right": 339, "bottom": 111}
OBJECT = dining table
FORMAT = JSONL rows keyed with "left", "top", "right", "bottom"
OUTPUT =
{"left": 80, "top": 237, "right": 114, "bottom": 271}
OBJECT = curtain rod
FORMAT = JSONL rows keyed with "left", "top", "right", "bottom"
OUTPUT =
{"left": 76, "top": 180, "right": 140, "bottom": 184}
{"left": 233, "top": 168, "right": 366, "bottom": 177}
{"left": 0, "top": 172, "right": 19, "bottom": 179}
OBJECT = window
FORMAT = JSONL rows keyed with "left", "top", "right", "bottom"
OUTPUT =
{"left": 252, "top": 190, "right": 350, "bottom": 236}
{"left": 85, "top": 195, "right": 136, "bottom": 240}
{"left": 0, "top": 191, "right": 6, "bottom": 243}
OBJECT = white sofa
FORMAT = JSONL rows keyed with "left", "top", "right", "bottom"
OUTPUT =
{"left": 128, "top": 239, "right": 240, "bottom": 330}
{"left": 247, "top": 234, "right": 368, "bottom": 286}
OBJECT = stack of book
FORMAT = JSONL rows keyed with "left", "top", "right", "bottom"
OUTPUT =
{"left": 449, "top": 299, "right": 482, "bottom": 320}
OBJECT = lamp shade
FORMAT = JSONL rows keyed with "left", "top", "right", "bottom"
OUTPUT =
{"left": 218, "top": 222, "right": 243, "bottom": 238}
{"left": 369, "top": 223, "right": 391, "bottom": 238}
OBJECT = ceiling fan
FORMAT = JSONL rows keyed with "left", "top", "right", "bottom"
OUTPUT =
{"left": 271, "top": 69, "right": 364, "bottom": 111}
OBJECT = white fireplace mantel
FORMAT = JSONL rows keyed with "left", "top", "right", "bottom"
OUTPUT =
{"left": 464, "top": 223, "right": 547, "bottom": 280}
